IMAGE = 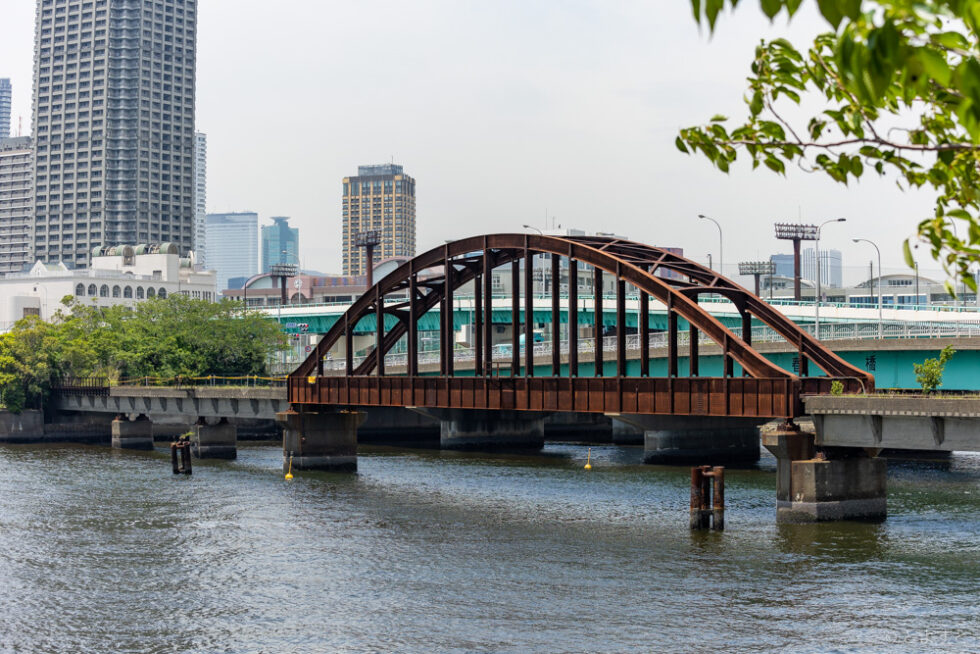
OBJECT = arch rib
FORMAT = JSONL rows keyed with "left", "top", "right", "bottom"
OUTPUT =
{"left": 290, "top": 233, "right": 872, "bottom": 391}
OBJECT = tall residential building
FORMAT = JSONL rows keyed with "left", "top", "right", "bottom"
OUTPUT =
{"left": 0, "top": 137, "right": 34, "bottom": 274}
{"left": 261, "top": 216, "right": 299, "bottom": 273}
{"left": 0, "top": 79, "right": 11, "bottom": 139}
{"left": 342, "top": 163, "right": 416, "bottom": 276}
{"left": 803, "top": 247, "right": 843, "bottom": 288}
{"left": 31, "top": 0, "right": 198, "bottom": 269}
{"left": 205, "top": 211, "right": 257, "bottom": 291}
{"left": 193, "top": 131, "right": 206, "bottom": 262}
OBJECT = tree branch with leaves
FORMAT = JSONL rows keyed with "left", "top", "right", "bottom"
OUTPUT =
{"left": 678, "top": 0, "right": 980, "bottom": 291}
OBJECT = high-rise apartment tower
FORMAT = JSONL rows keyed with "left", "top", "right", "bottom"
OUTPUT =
{"left": 0, "top": 79, "right": 11, "bottom": 139}
{"left": 342, "top": 163, "right": 416, "bottom": 276}
{"left": 0, "top": 137, "right": 34, "bottom": 274}
{"left": 31, "top": 0, "right": 197, "bottom": 269}
{"left": 193, "top": 131, "right": 206, "bottom": 262}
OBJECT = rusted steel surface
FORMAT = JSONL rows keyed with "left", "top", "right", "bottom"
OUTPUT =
{"left": 289, "top": 376, "right": 798, "bottom": 418}
{"left": 690, "top": 465, "right": 724, "bottom": 530}
{"left": 288, "top": 233, "right": 874, "bottom": 418}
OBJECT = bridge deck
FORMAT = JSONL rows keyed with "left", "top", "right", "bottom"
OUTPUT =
{"left": 290, "top": 376, "right": 801, "bottom": 418}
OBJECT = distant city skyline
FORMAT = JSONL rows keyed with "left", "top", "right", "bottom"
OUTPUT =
{"left": 0, "top": 2, "right": 941, "bottom": 279}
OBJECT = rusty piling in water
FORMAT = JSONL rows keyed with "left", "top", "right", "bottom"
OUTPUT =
{"left": 690, "top": 465, "right": 724, "bottom": 530}
{"left": 171, "top": 441, "right": 192, "bottom": 475}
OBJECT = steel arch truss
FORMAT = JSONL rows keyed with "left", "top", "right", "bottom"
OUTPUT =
{"left": 289, "top": 234, "right": 873, "bottom": 418}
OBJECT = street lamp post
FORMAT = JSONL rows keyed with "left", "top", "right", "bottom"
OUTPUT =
{"left": 814, "top": 217, "right": 846, "bottom": 338}
{"left": 697, "top": 214, "right": 723, "bottom": 274}
{"left": 522, "top": 224, "right": 544, "bottom": 235}
{"left": 853, "top": 238, "right": 883, "bottom": 338}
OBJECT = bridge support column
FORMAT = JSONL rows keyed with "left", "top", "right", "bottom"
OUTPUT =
{"left": 614, "top": 415, "right": 762, "bottom": 464}
{"left": 192, "top": 417, "right": 237, "bottom": 460}
{"left": 418, "top": 409, "right": 547, "bottom": 451}
{"left": 111, "top": 413, "right": 154, "bottom": 450}
{"left": 763, "top": 424, "right": 886, "bottom": 523}
{"left": 611, "top": 418, "right": 643, "bottom": 445}
{"left": 277, "top": 408, "right": 364, "bottom": 472}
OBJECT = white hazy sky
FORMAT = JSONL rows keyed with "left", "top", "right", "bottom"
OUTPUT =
{"left": 0, "top": 0, "right": 941, "bottom": 282}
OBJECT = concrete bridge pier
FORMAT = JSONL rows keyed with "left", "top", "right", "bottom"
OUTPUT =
{"left": 417, "top": 409, "right": 547, "bottom": 451}
{"left": 611, "top": 418, "right": 643, "bottom": 445}
{"left": 614, "top": 415, "right": 762, "bottom": 464}
{"left": 192, "top": 417, "right": 237, "bottom": 460}
{"left": 277, "top": 408, "right": 364, "bottom": 472}
{"left": 111, "top": 413, "right": 154, "bottom": 450}
{"left": 763, "top": 424, "right": 886, "bottom": 523}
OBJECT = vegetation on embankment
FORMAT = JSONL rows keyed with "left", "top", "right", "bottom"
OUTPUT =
{"left": 0, "top": 295, "right": 286, "bottom": 413}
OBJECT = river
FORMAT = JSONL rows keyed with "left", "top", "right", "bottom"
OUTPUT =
{"left": 0, "top": 441, "right": 978, "bottom": 653}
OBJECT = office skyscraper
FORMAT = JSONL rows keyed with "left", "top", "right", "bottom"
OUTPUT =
{"left": 193, "top": 131, "right": 206, "bottom": 263}
{"left": 0, "top": 79, "right": 11, "bottom": 139}
{"left": 803, "top": 247, "right": 843, "bottom": 288}
{"left": 31, "top": 0, "right": 197, "bottom": 269}
{"left": 261, "top": 216, "right": 299, "bottom": 273}
{"left": 205, "top": 211, "right": 257, "bottom": 291}
{"left": 0, "top": 137, "right": 34, "bottom": 274}
{"left": 342, "top": 163, "right": 416, "bottom": 276}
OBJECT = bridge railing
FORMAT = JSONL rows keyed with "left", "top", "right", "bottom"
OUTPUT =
{"left": 280, "top": 319, "right": 980, "bottom": 374}
{"left": 53, "top": 375, "right": 288, "bottom": 391}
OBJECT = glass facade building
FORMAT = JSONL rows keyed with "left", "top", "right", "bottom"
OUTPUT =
{"left": 205, "top": 211, "right": 257, "bottom": 291}
{"left": 261, "top": 216, "right": 299, "bottom": 273}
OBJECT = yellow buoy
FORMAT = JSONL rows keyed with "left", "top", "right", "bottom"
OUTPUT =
{"left": 285, "top": 452, "right": 294, "bottom": 481}
{"left": 584, "top": 447, "right": 592, "bottom": 470}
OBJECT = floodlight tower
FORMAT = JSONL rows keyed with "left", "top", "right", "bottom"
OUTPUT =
{"left": 355, "top": 230, "right": 382, "bottom": 287}
{"left": 269, "top": 263, "right": 300, "bottom": 304}
{"left": 774, "top": 222, "right": 818, "bottom": 301}
{"left": 738, "top": 260, "right": 776, "bottom": 296}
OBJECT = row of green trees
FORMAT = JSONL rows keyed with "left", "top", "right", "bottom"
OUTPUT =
{"left": 0, "top": 295, "right": 286, "bottom": 413}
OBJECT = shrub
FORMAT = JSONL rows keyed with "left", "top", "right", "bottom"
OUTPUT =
{"left": 913, "top": 345, "right": 955, "bottom": 394}
{"left": 830, "top": 380, "right": 844, "bottom": 396}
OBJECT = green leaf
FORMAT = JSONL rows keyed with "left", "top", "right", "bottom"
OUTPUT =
{"left": 760, "top": 0, "right": 781, "bottom": 19}
{"left": 903, "top": 239, "right": 915, "bottom": 268}
{"left": 675, "top": 136, "right": 690, "bottom": 154}
{"left": 816, "top": 0, "right": 843, "bottom": 29}
{"left": 710, "top": 114, "right": 728, "bottom": 122}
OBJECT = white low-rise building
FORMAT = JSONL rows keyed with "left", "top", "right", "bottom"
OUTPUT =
{"left": 0, "top": 244, "right": 217, "bottom": 331}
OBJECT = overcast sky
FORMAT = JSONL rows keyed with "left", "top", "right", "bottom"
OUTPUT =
{"left": 0, "top": 1, "right": 942, "bottom": 282}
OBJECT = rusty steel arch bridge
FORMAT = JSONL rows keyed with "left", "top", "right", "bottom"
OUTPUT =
{"left": 288, "top": 234, "right": 872, "bottom": 418}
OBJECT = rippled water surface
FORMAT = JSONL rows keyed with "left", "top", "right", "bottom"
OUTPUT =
{"left": 1, "top": 441, "right": 979, "bottom": 653}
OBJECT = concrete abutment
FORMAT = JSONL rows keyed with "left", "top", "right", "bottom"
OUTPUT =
{"left": 412, "top": 409, "right": 547, "bottom": 451}
{"left": 192, "top": 417, "right": 237, "bottom": 459}
{"left": 763, "top": 426, "right": 887, "bottom": 523}
{"left": 614, "top": 415, "right": 762, "bottom": 465}
{"left": 277, "top": 409, "right": 364, "bottom": 472}
{"left": 111, "top": 413, "right": 153, "bottom": 450}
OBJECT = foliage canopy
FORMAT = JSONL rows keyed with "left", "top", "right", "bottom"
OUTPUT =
{"left": 0, "top": 296, "right": 285, "bottom": 413}
{"left": 680, "top": 0, "right": 980, "bottom": 290}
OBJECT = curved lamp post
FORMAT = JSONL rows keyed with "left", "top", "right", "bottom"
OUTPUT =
{"left": 853, "top": 238, "right": 883, "bottom": 338}
{"left": 814, "top": 217, "right": 846, "bottom": 338}
{"left": 697, "top": 214, "right": 723, "bottom": 275}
